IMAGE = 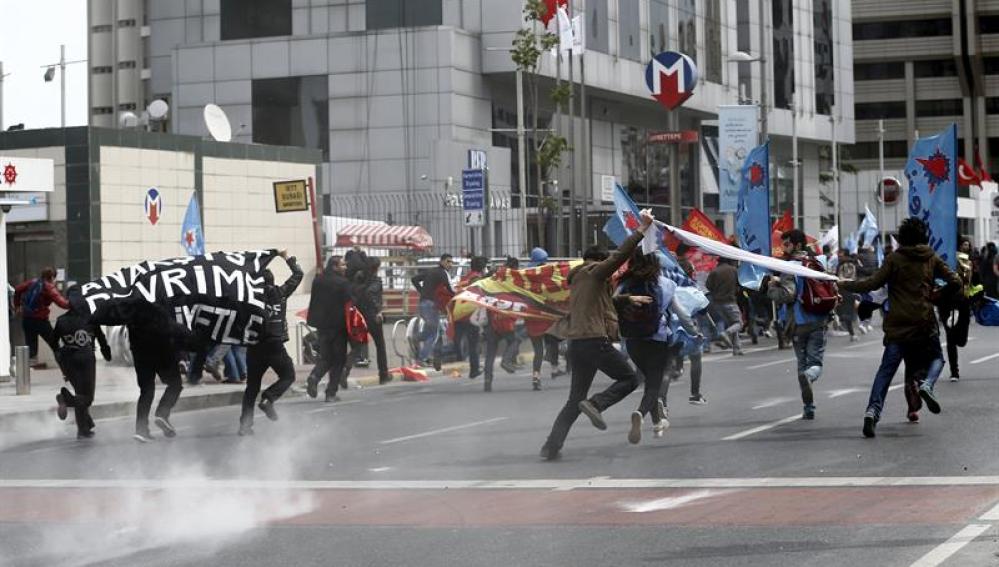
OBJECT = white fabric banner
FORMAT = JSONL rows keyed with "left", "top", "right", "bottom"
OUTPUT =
{"left": 660, "top": 222, "right": 837, "bottom": 281}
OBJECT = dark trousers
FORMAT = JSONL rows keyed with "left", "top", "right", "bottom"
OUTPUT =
{"left": 626, "top": 338, "right": 669, "bottom": 424}
{"left": 366, "top": 314, "right": 390, "bottom": 381}
{"left": 455, "top": 321, "right": 481, "bottom": 375}
{"left": 60, "top": 350, "right": 96, "bottom": 434}
{"left": 867, "top": 337, "right": 941, "bottom": 419}
{"left": 132, "top": 350, "right": 183, "bottom": 434}
{"left": 22, "top": 318, "right": 55, "bottom": 360}
{"left": 308, "top": 327, "right": 348, "bottom": 396}
{"left": 530, "top": 334, "right": 560, "bottom": 373}
{"left": 940, "top": 301, "right": 970, "bottom": 378}
{"left": 241, "top": 341, "right": 296, "bottom": 425}
{"left": 484, "top": 327, "right": 518, "bottom": 382}
{"left": 543, "top": 337, "right": 640, "bottom": 451}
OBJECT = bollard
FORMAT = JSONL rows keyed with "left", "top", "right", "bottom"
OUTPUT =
{"left": 14, "top": 345, "right": 30, "bottom": 395}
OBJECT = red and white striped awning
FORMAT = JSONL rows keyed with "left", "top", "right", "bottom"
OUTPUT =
{"left": 335, "top": 224, "right": 433, "bottom": 251}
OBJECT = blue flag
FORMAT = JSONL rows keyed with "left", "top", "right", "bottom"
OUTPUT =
{"left": 853, "top": 205, "right": 879, "bottom": 250}
{"left": 735, "top": 142, "right": 771, "bottom": 289}
{"left": 905, "top": 124, "right": 958, "bottom": 268}
{"left": 181, "top": 192, "right": 205, "bottom": 256}
{"left": 603, "top": 184, "right": 694, "bottom": 287}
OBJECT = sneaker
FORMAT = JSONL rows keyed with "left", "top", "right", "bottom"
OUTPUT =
{"left": 578, "top": 400, "right": 607, "bottom": 430}
{"left": 324, "top": 393, "right": 341, "bottom": 403}
{"left": 551, "top": 367, "right": 567, "bottom": 379}
{"left": 862, "top": 411, "right": 877, "bottom": 438}
{"left": 802, "top": 404, "right": 816, "bottom": 420}
{"left": 306, "top": 378, "right": 319, "bottom": 399}
{"left": 205, "top": 363, "right": 223, "bottom": 382}
{"left": 804, "top": 365, "right": 822, "bottom": 383}
{"left": 532, "top": 377, "right": 541, "bottom": 391}
{"left": 258, "top": 398, "right": 279, "bottom": 421}
{"left": 133, "top": 429, "right": 154, "bottom": 443}
{"left": 56, "top": 393, "right": 68, "bottom": 421}
{"left": 500, "top": 361, "right": 517, "bottom": 374}
{"left": 849, "top": 335, "right": 861, "bottom": 343}
{"left": 950, "top": 375, "right": 960, "bottom": 382}
{"left": 907, "top": 411, "right": 919, "bottom": 423}
{"left": 656, "top": 399, "right": 668, "bottom": 422}
{"left": 733, "top": 349, "right": 745, "bottom": 356}
{"left": 628, "top": 411, "right": 642, "bottom": 445}
{"left": 539, "top": 444, "right": 561, "bottom": 461}
{"left": 77, "top": 430, "right": 95, "bottom": 440}
{"left": 688, "top": 394, "right": 708, "bottom": 405}
{"left": 918, "top": 386, "right": 941, "bottom": 414}
{"left": 652, "top": 419, "right": 669, "bottom": 438}
{"left": 154, "top": 416, "right": 177, "bottom": 438}
{"left": 238, "top": 423, "right": 254, "bottom": 437}
{"left": 468, "top": 370, "right": 482, "bottom": 380}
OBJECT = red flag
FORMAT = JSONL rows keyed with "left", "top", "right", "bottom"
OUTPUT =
{"left": 772, "top": 209, "right": 793, "bottom": 233}
{"left": 540, "top": 0, "right": 567, "bottom": 26}
{"left": 770, "top": 210, "right": 793, "bottom": 255}
{"left": 958, "top": 158, "right": 982, "bottom": 187}
{"left": 975, "top": 151, "right": 993, "bottom": 182}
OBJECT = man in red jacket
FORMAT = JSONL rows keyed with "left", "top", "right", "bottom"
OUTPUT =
{"left": 14, "top": 267, "right": 69, "bottom": 368}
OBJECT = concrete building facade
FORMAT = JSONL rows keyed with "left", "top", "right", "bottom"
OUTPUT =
{"left": 89, "top": 0, "right": 856, "bottom": 256}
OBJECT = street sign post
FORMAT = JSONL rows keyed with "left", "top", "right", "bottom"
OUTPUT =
{"left": 462, "top": 169, "right": 485, "bottom": 227}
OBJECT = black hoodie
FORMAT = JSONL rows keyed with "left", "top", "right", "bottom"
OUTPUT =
{"left": 54, "top": 287, "right": 110, "bottom": 359}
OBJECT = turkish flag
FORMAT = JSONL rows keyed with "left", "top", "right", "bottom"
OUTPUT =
{"left": 958, "top": 158, "right": 982, "bottom": 187}
{"left": 975, "top": 151, "right": 993, "bottom": 182}
{"left": 541, "top": 0, "right": 568, "bottom": 26}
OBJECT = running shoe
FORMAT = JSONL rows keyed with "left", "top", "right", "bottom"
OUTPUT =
{"left": 688, "top": 394, "right": 708, "bottom": 405}
{"left": 628, "top": 411, "right": 642, "bottom": 444}
{"left": 154, "top": 416, "right": 177, "bottom": 438}
{"left": 258, "top": 398, "right": 279, "bottom": 421}
{"left": 802, "top": 404, "right": 816, "bottom": 420}
{"left": 907, "top": 411, "right": 919, "bottom": 422}
{"left": 862, "top": 411, "right": 877, "bottom": 438}
{"left": 56, "top": 393, "right": 68, "bottom": 421}
{"left": 578, "top": 400, "right": 607, "bottom": 430}
{"left": 918, "top": 386, "right": 941, "bottom": 414}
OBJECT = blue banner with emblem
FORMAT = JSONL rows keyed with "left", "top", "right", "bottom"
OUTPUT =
{"left": 905, "top": 124, "right": 958, "bottom": 268}
{"left": 736, "top": 142, "right": 771, "bottom": 289}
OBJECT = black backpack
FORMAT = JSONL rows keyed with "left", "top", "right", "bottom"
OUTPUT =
{"left": 617, "top": 279, "right": 663, "bottom": 338}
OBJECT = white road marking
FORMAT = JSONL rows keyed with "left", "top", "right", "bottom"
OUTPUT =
{"left": 552, "top": 476, "right": 611, "bottom": 492}
{"left": 908, "top": 523, "right": 991, "bottom": 567}
{"left": 888, "top": 384, "right": 904, "bottom": 392}
{"left": 745, "top": 358, "right": 794, "bottom": 370}
{"left": 722, "top": 415, "right": 802, "bottom": 441}
{"left": 306, "top": 400, "right": 363, "bottom": 414}
{"left": 978, "top": 500, "right": 999, "bottom": 521}
{"left": 368, "top": 467, "right": 392, "bottom": 473}
{"left": 751, "top": 397, "right": 794, "bottom": 410}
{"left": 6, "top": 476, "right": 999, "bottom": 490}
{"left": 969, "top": 353, "right": 999, "bottom": 365}
{"left": 828, "top": 388, "right": 863, "bottom": 398}
{"left": 620, "top": 489, "right": 736, "bottom": 513}
{"left": 379, "top": 417, "right": 508, "bottom": 445}
{"left": 845, "top": 340, "right": 881, "bottom": 350}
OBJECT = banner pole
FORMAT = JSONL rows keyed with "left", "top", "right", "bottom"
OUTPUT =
{"left": 308, "top": 176, "right": 323, "bottom": 274}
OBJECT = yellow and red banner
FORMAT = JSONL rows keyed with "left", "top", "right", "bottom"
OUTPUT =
{"left": 449, "top": 260, "right": 583, "bottom": 324}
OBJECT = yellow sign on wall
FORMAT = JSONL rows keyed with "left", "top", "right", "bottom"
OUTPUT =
{"left": 273, "top": 179, "right": 309, "bottom": 213}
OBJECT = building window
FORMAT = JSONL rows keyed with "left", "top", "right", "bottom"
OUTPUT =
{"left": 813, "top": 0, "right": 835, "bottom": 114}
{"left": 92, "top": 66, "right": 113, "bottom": 74}
{"left": 252, "top": 76, "right": 329, "bottom": 156}
{"left": 854, "top": 61, "right": 905, "bottom": 81}
{"left": 618, "top": 0, "right": 641, "bottom": 61}
{"left": 986, "top": 97, "right": 999, "bottom": 114}
{"left": 92, "top": 106, "right": 114, "bottom": 115}
{"left": 117, "top": 18, "right": 136, "bottom": 27}
{"left": 772, "top": 0, "right": 794, "bottom": 109}
{"left": 649, "top": 0, "right": 669, "bottom": 55}
{"left": 853, "top": 18, "right": 952, "bottom": 40}
{"left": 855, "top": 101, "right": 906, "bottom": 120}
{"left": 704, "top": 0, "right": 723, "bottom": 83}
{"left": 980, "top": 15, "right": 999, "bottom": 34}
{"left": 915, "top": 98, "right": 963, "bottom": 117}
{"left": 220, "top": 0, "right": 291, "bottom": 40}
{"left": 586, "top": 0, "right": 609, "bottom": 54}
{"left": 365, "top": 0, "right": 442, "bottom": 30}
{"left": 913, "top": 59, "right": 957, "bottom": 78}
{"left": 848, "top": 141, "right": 909, "bottom": 159}
{"left": 92, "top": 24, "right": 112, "bottom": 33}
{"left": 117, "top": 61, "right": 137, "bottom": 69}
{"left": 118, "top": 103, "right": 137, "bottom": 111}
{"left": 677, "top": 0, "right": 697, "bottom": 60}
{"left": 983, "top": 56, "right": 999, "bottom": 75}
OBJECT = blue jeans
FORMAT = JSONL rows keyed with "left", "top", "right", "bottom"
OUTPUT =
{"left": 792, "top": 327, "right": 826, "bottom": 406}
{"left": 417, "top": 299, "right": 441, "bottom": 362}
{"left": 866, "top": 338, "right": 940, "bottom": 419}
{"left": 224, "top": 346, "right": 247, "bottom": 380}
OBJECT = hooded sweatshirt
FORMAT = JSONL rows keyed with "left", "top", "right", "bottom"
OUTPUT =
{"left": 839, "top": 244, "right": 961, "bottom": 343}
{"left": 53, "top": 287, "right": 110, "bottom": 358}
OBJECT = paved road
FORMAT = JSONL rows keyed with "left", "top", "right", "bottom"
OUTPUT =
{"left": 1, "top": 326, "right": 998, "bottom": 567}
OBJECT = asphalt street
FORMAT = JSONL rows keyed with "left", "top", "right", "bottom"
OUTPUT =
{"left": 1, "top": 326, "right": 998, "bottom": 567}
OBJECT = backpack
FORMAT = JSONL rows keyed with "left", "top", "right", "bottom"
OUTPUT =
{"left": 21, "top": 279, "right": 45, "bottom": 317}
{"left": 344, "top": 300, "right": 369, "bottom": 343}
{"left": 800, "top": 258, "right": 839, "bottom": 315}
{"left": 617, "top": 279, "right": 663, "bottom": 339}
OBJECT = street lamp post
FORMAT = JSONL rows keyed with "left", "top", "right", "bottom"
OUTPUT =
{"left": 42, "top": 45, "right": 86, "bottom": 128}
{"left": 878, "top": 118, "right": 886, "bottom": 244}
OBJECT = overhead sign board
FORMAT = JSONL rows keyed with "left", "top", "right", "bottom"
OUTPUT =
{"left": 462, "top": 168, "right": 485, "bottom": 227}
{"left": 648, "top": 130, "right": 699, "bottom": 144}
{"left": 0, "top": 156, "right": 55, "bottom": 192}
{"left": 273, "top": 179, "right": 309, "bottom": 213}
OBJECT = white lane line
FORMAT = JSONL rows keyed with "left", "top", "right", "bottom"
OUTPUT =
{"left": 978, "top": 500, "right": 999, "bottom": 521}
{"left": 620, "top": 489, "right": 737, "bottom": 513}
{"left": 7, "top": 476, "right": 999, "bottom": 490}
{"left": 306, "top": 400, "right": 363, "bottom": 414}
{"left": 888, "top": 384, "right": 904, "bottom": 392}
{"left": 379, "top": 417, "right": 508, "bottom": 445}
{"left": 908, "top": 523, "right": 991, "bottom": 567}
{"left": 844, "top": 340, "right": 882, "bottom": 350}
{"left": 722, "top": 414, "right": 802, "bottom": 441}
{"left": 751, "top": 397, "right": 795, "bottom": 410}
{"left": 746, "top": 358, "right": 794, "bottom": 370}
{"left": 368, "top": 467, "right": 392, "bottom": 473}
{"left": 969, "top": 353, "right": 999, "bottom": 365}
{"left": 828, "top": 388, "right": 864, "bottom": 398}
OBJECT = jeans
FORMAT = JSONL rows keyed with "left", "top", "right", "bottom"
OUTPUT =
{"left": 132, "top": 348, "right": 183, "bottom": 434}
{"left": 484, "top": 326, "right": 519, "bottom": 383}
{"left": 417, "top": 300, "right": 441, "bottom": 362}
{"left": 866, "top": 338, "right": 941, "bottom": 419}
{"left": 224, "top": 346, "right": 247, "bottom": 380}
{"left": 625, "top": 338, "right": 670, "bottom": 423}
{"left": 792, "top": 327, "right": 826, "bottom": 406}
{"left": 710, "top": 302, "right": 742, "bottom": 351}
{"left": 242, "top": 341, "right": 296, "bottom": 426}
{"left": 543, "top": 338, "right": 640, "bottom": 451}
{"left": 22, "top": 317, "right": 55, "bottom": 360}
{"left": 454, "top": 321, "right": 481, "bottom": 375}
{"left": 530, "top": 334, "right": 560, "bottom": 373}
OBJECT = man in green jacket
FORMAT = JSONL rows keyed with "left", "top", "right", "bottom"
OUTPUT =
{"left": 540, "top": 209, "right": 655, "bottom": 461}
{"left": 838, "top": 218, "right": 961, "bottom": 438}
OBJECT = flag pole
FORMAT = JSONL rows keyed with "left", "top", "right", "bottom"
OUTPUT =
{"left": 878, "top": 119, "right": 886, "bottom": 244}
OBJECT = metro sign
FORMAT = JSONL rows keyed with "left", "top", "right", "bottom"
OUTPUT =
{"left": 645, "top": 51, "right": 698, "bottom": 110}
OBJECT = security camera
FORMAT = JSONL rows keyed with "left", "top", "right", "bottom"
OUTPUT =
{"left": 1, "top": 205, "right": 12, "bottom": 213}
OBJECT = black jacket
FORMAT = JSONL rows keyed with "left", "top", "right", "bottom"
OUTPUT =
{"left": 351, "top": 271, "right": 383, "bottom": 318}
{"left": 260, "top": 257, "right": 304, "bottom": 343}
{"left": 54, "top": 289, "right": 110, "bottom": 360}
{"left": 411, "top": 265, "right": 453, "bottom": 306}
{"left": 307, "top": 268, "right": 352, "bottom": 331}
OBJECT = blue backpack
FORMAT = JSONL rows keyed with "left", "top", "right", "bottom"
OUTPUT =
{"left": 21, "top": 279, "right": 45, "bottom": 317}
{"left": 617, "top": 279, "right": 663, "bottom": 339}
{"left": 974, "top": 297, "right": 999, "bottom": 326}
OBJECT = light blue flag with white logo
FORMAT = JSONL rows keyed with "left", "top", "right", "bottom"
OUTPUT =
{"left": 735, "top": 142, "right": 771, "bottom": 289}
{"left": 853, "top": 204, "right": 879, "bottom": 250}
{"left": 905, "top": 123, "right": 958, "bottom": 268}
{"left": 181, "top": 192, "right": 205, "bottom": 256}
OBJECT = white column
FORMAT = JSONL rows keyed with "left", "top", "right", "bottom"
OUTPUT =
{"left": 0, "top": 210, "right": 10, "bottom": 377}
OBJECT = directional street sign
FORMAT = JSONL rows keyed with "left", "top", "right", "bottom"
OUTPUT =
{"left": 462, "top": 168, "right": 485, "bottom": 227}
